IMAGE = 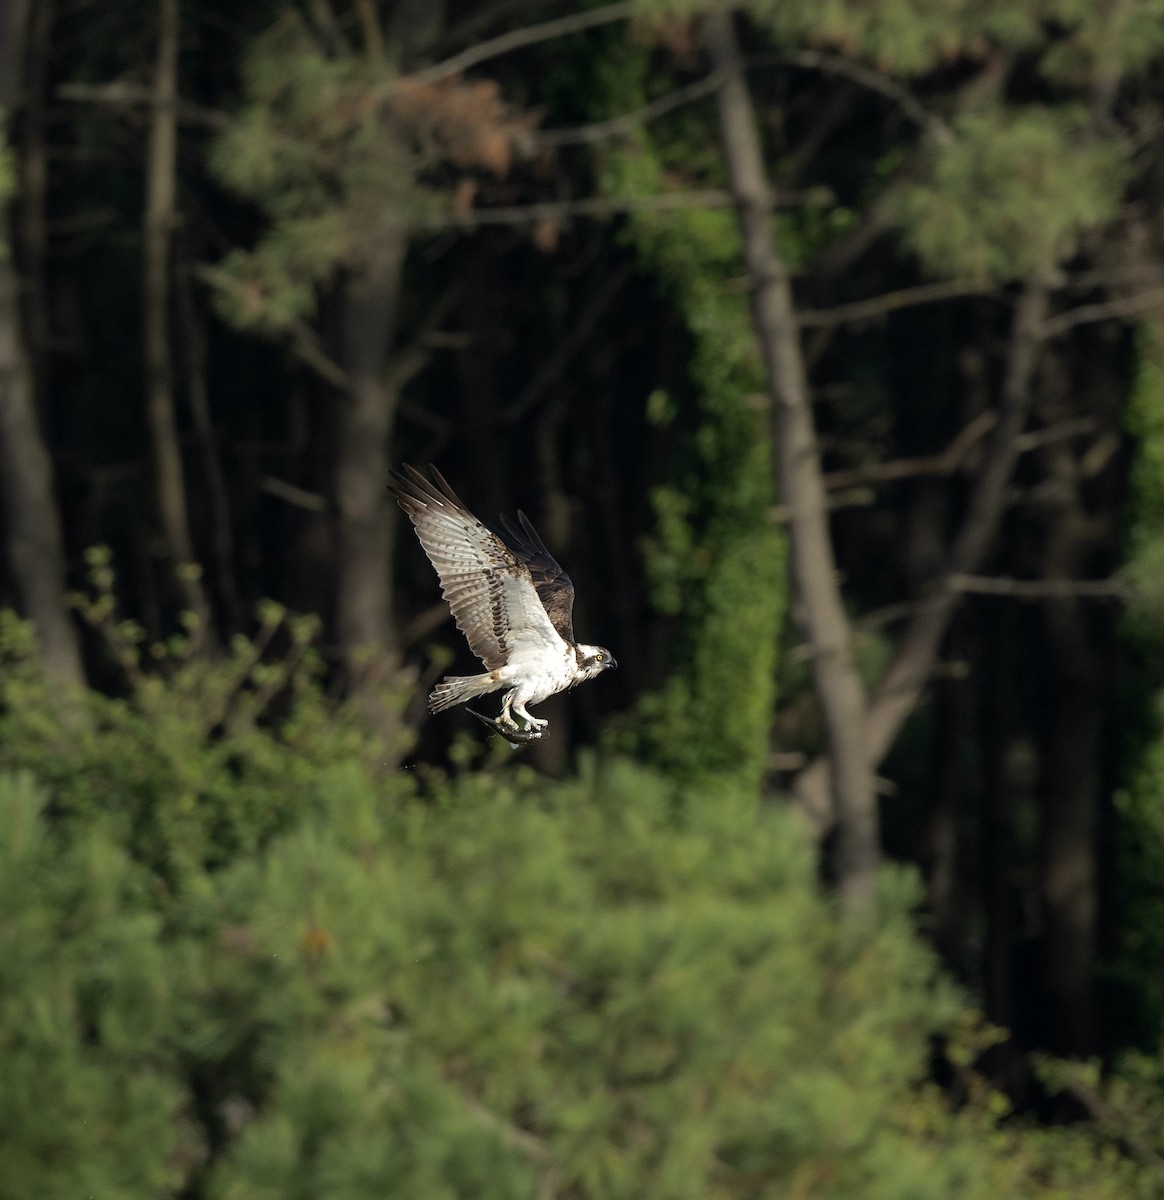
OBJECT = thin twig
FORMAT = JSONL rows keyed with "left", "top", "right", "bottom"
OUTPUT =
{"left": 288, "top": 321, "right": 350, "bottom": 388}
{"left": 414, "top": 2, "right": 634, "bottom": 85}
{"left": 784, "top": 50, "right": 954, "bottom": 145}
{"left": 799, "top": 280, "right": 996, "bottom": 328}
{"left": 945, "top": 574, "right": 1129, "bottom": 600}
{"left": 459, "top": 1095, "right": 553, "bottom": 1163}
{"left": 1042, "top": 287, "right": 1164, "bottom": 336}
{"left": 56, "top": 81, "right": 229, "bottom": 128}
{"left": 421, "top": 189, "right": 736, "bottom": 230}
{"left": 534, "top": 72, "right": 726, "bottom": 146}
{"left": 261, "top": 476, "right": 328, "bottom": 513}
{"left": 502, "top": 262, "right": 632, "bottom": 424}
{"left": 1057, "top": 1076, "right": 1164, "bottom": 1178}
{"left": 822, "top": 411, "right": 996, "bottom": 490}
{"left": 1012, "top": 417, "right": 1096, "bottom": 452}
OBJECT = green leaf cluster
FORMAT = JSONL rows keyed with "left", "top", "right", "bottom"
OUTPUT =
{"left": 207, "top": 16, "right": 427, "bottom": 334}
{"left": 896, "top": 108, "right": 1126, "bottom": 282}
{"left": 740, "top": 0, "right": 1164, "bottom": 81}
{"left": 746, "top": 0, "right": 1042, "bottom": 77}
{"left": 0, "top": 581, "right": 406, "bottom": 893}
{"left": 0, "top": 771, "right": 183, "bottom": 1200}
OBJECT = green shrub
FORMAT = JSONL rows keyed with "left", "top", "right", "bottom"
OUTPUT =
{"left": 0, "top": 611, "right": 1156, "bottom": 1197}
{"left": 0, "top": 772, "right": 183, "bottom": 1200}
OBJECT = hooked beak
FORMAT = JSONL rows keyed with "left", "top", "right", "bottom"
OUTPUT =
{"left": 607, "top": 656, "right": 618, "bottom": 670}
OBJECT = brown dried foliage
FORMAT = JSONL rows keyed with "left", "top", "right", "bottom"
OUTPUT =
{"left": 391, "top": 76, "right": 536, "bottom": 177}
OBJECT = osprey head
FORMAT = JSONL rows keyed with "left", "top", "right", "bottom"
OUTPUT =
{"left": 577, "top": 644, "right": 617, "bottom": 679}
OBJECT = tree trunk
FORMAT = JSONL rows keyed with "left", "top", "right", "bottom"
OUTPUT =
{"left": 981, "top": 624, "right": 1018, "bottom": 1033}
{"left": 335, "top": 235, "right": 408, "bottom": 699}
{"left": 1034, "top": 393, "right": 1105, "bottom": 1054}
{"left": 1037, "top": 626, "right": 1099, "bottom": 1054}
{"left": 144, "top": 0, "right": 211, "bottom": 636}
{"left": 176, "top": 253, "right": 241, "bottom": 631}
{"left": 0, "top": 0, "right": 85, "bottom": 689}
{"left": 16, "top": 0, "right": 50, "bottom": 386}
{"left": 705, "top": 7, "right": 877, "bottom": 911}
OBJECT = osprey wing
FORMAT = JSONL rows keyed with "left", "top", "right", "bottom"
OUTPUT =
{"left": 499, "top": 510, "right": 576, "bottom": 645}
{"left": 390, "top": 466, "right": 566, "bottom": 669}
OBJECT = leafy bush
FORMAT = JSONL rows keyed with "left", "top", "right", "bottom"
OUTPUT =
{"left": 0, "top": 612, "right": 1157, "bottom": 1197}
{"left": 0, "top": 771, "right": 182, "bottom": 1200}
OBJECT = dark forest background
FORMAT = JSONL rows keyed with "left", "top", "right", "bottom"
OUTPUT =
{"left": 7, "top": 0, "right": 1164, "bottom": 1195}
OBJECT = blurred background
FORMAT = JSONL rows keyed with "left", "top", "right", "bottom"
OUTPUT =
{"left": 6, "top": 0, "right": 1164, "bottom": 1196}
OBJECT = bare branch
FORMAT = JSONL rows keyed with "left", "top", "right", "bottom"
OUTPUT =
{"left": 534, "top": 72, "right": 725, "bottom": 146}
{"left": 414, "top": 2, "right": 634, "bottom": 85}
{"left": 798, "top": 279, "right": 996, "bottom": 329}
{"left": 288, "top": 322, "right": 350, "bottom": 388}
{"left": 260, "top": 476, "right": 328, "bottom": 513}
{"left": 1055, "top": 1074, "right": 1164, "bottom": 1179}
{"left": 792, "top": 274, "right": 1053, "bottom": 838}
{"left": 534, "top": 44, "right": 951, "bottom": 152}
{"left": 867, "top": 278, "right": 1051, "bottom": 744}
{"left": 441, "top": 0, "right": 549, "bottom": 51}
{"left": 56, "top": 81, "right": 229, "bottom": 128}
{"left": 194, "top": 264, "right": 352, "bottom": 388}
{"left": 775, "top": 416, "right": 1092, "bottom": 524}
{"left": 822, "top": 411, "right": 996, "bottom": 490}
{"left": 383, "top": 282, "right": 464, "bottom": 393}
{"left": 1043, "top": 286, "right": 1164, "bottom": 337}
{"left": 1012, "top": 417, "right": 1095, "bottom": 452}
{"left": 502, "top": 262, "right": 632, "bottom": 423}
{"left": 459, "top": 1095, "right": 552, "bottom": 1164}
{"left": 784, "top": 49, "right": 954, "bottom": 145}
{"left": 421, "top": 188, "right": 736, "bottom": 230}
{"left": 946, "top": 574, "right": 1129, "bottom": 600}
{"left": 767, "top": 486, "right": 875, "bottom": 522}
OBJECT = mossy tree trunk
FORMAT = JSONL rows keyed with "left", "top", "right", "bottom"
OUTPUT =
{"left": 706, "top": 6, "right": 877, "bottom": 911}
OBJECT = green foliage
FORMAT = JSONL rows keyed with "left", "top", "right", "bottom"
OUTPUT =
{"left": 593, "top": 58, "right": 786, "bottom": 790}
{"left": 896, "top": 108, "right": 1127, "bottom": 282}
{"left": 0, "top": 771, "right": 183, "bottom": 1200}
{"left": 745, "top": 0, "right": 1043, "bottom": 76}
{"left": 209, "top": 13, "right": 527, "bottom": 335}
{"left": 0, "top": 616, "right": 1157, "bottom": 1197}
{"left": 740, "top": 0, "right": 1164, "bottom": 81}
{"left": 208, "top": 15, "right": 414, "bottom": 333}
{"left": 1039, "top": 0, "right": 1164, "bottom": 83}
{"left": 0, "top": 559, "right": 407, "bottom": 895}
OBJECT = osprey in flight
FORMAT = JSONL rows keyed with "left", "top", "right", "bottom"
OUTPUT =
{"left": 390, "top": 465, "right": 616, "bottom": 739}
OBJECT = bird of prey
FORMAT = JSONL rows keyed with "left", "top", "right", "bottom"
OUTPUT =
{"left": 390, "top": 465, "right": 616, "bottom": 740}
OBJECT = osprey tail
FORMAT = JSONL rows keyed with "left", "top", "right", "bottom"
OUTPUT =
{"left": 429, "top": 672, "right": 500, "bottom": 714}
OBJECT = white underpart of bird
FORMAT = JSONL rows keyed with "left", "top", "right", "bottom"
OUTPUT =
{"left": 389, "top": 465, "right": 616, "bottom": 739}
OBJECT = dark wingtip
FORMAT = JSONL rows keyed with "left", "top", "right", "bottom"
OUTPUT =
{"left": 389, "top": 464, "right": 469, "bottom": 516}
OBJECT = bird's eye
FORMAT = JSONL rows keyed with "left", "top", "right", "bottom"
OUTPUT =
{"left": 596, "top": 653, "right": 604, "bottom": 662}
